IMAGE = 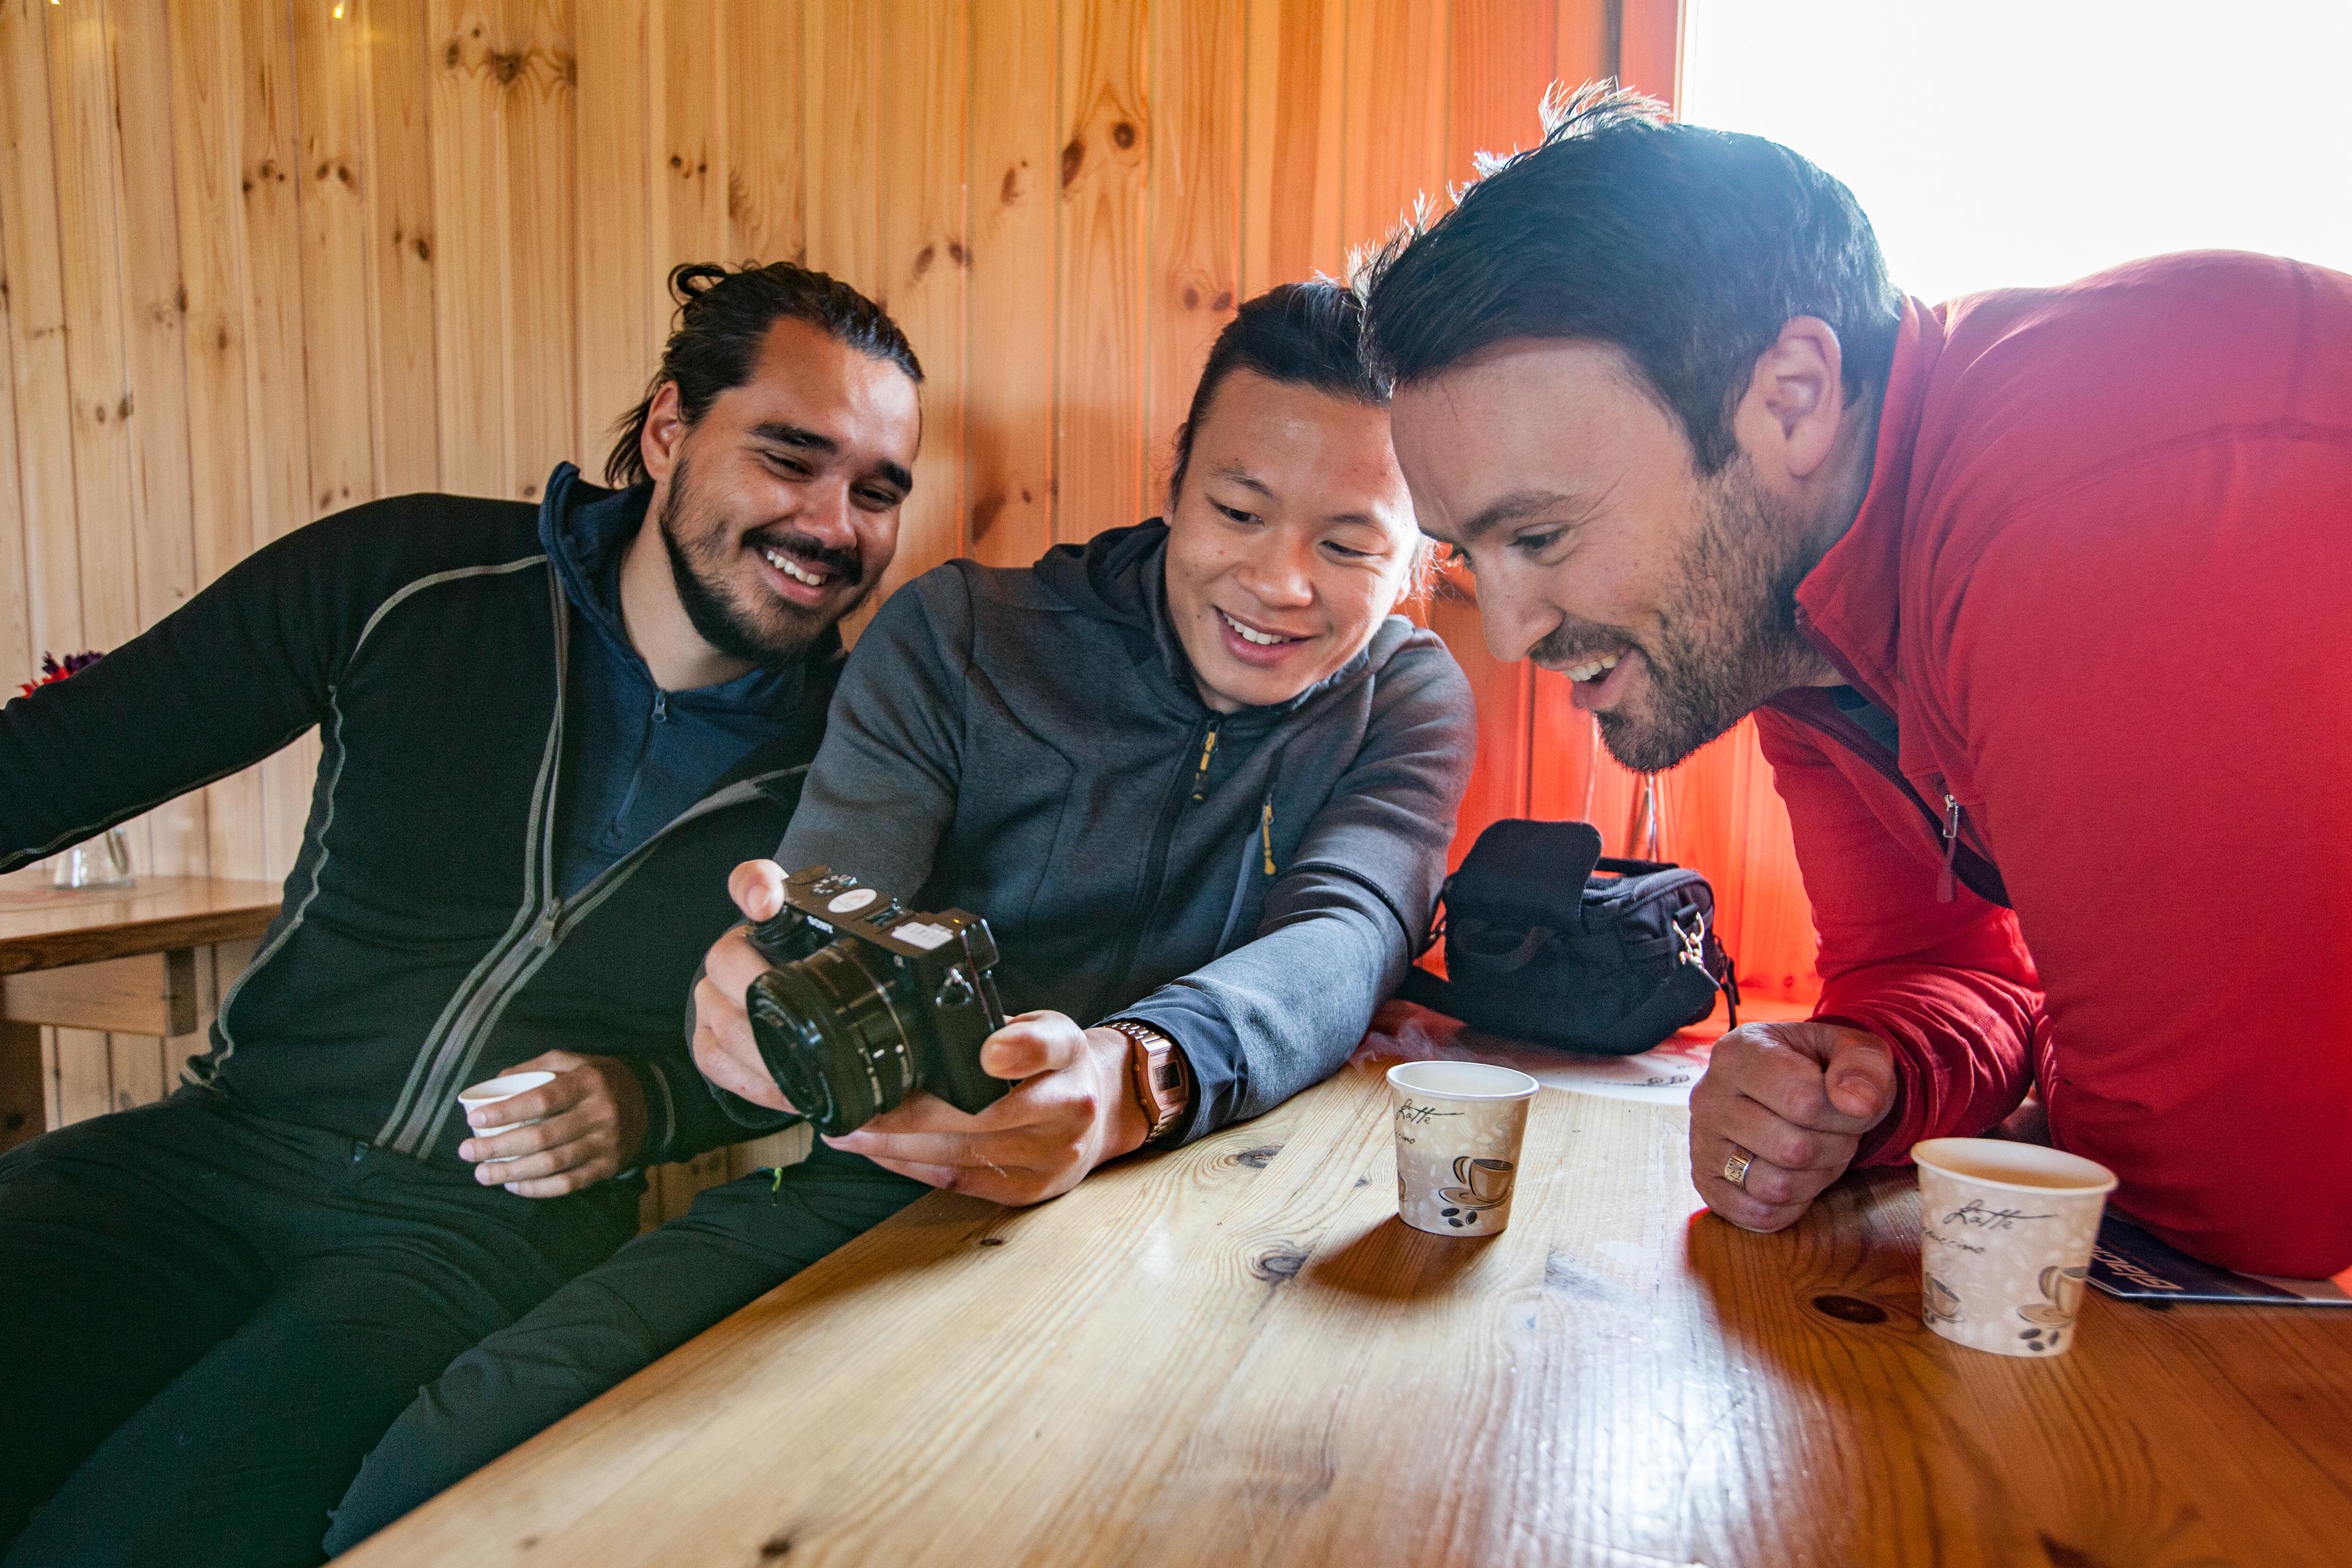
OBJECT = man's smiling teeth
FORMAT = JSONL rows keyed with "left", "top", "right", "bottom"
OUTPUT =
{"left": 762, "top": 545, "right": 830, "bottom": 588}
{"left": 1219, "top": 609, "right": 1300, "bottom": 647}
{"left": 1564, "top": 652, "right": 1621, "bottom": 684}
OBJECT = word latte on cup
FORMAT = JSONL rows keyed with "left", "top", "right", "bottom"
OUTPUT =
{"left": 1912, "top": 1137, "right": 2117, "bottom": 1358}
{"left": 1387, "top": 1060, "right": 1540, "bottom": 1237}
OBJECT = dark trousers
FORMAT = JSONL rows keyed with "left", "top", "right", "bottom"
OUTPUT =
{"left": 323, "top": 1141, "right": 925, "bottom": 1555}
{"left": 0, "top": 1090, "right": 638, "bottom": 1568}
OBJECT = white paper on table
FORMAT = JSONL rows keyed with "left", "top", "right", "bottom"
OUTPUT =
{"left": 1354, "top": 1001, "right": 1724, "bottom": 1107}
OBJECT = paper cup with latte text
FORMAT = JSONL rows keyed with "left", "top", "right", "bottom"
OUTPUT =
{"left": 1913, "top": 1137, "right": 2117, "bottom": 1358}
{"left": 1387, "top": 1061, "right": 1540, "bottom": 1237}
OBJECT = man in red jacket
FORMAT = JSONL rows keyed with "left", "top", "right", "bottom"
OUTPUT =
{"left": 1362, "top": 85, "right": 2351, "bottom": 1279}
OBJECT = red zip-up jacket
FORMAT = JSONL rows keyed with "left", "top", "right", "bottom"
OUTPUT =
{"left": 1755, "top": 251, "right": 2352, "bottom": 1279}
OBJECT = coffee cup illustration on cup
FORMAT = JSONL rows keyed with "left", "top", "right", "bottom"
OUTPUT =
{"left": 2029, "top": 1262, "right": 2087, "bottom": 1318}
{"left": 2016, "top": 1263, "right": 2089, "bottom": 1352}
{"left": 1438, "top": 1155, "right": 1517, "bottom": 1221}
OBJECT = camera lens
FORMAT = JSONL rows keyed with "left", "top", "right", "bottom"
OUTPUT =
{"left": 745, "top": 937, "right": 922, "bottom": 1136}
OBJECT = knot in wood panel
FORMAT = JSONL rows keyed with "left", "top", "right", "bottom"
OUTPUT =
{"left": 1231, "top": 1144, "right": 1282, "bottom": 1170}
{"left": 969, "top": 492, "right": 1006, "bottom": 541}
{"left": 1809, "top": 1293, "right": 1889, "bottom": 1325}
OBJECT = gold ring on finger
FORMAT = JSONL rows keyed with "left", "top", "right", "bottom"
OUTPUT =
{"left": 1722, "top": 1144, "right": 1754, "bottom": 1190}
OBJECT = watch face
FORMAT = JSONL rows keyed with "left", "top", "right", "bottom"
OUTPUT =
{"left": 1109, "top": 1023, "right": 1186, "bottom": 1140}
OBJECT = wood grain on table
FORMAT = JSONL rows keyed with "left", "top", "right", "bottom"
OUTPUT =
{"left": 344, "top": 1046, "right": 2351, "bottom": 1568}
{"left": 0, "top": 876, "right": 280, "bottom": 974}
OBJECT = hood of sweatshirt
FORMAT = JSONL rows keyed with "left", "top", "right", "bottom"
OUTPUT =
{"left": 536, "top": 460, "right": 843, "bottom": 718}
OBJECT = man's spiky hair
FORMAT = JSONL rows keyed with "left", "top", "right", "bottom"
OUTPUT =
{"left": 1357, "top": 78, "right": 1899, "bottom": 474}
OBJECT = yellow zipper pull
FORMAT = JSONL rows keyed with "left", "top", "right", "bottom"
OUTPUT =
{"left": 1261, "top": 799, "right": 1276, "bottom": 876}
{"left": 1190, "top": 723, "right": 1220, "bottom": 802}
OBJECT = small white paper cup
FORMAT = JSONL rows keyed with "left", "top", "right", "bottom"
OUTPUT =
{"left": 458, "top": 1071, "right": 556, "bottom": 1159}
{"left": 1387, "top": 1060, "right": 1540, "bottom": 1237}
{"left": 1913, "top": 1137, "right": 2117, "bottom": 1358}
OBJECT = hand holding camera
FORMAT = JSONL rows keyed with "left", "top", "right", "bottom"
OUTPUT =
{"left": 692, "top": 861, "right": 1154, "bottom": 1206}
{"left": 738, "top": 863, "right": 1012, "bottom": 1135}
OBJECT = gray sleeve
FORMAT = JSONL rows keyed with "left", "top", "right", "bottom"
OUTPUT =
{"left": 695, "top": 570, "right": 973, "bottom": 1130}
{"left": 1114, "top": 636, "right": 1475, "bottom": 1141}
{"left": 774, "top": 567, "right": 971, "bottom": 895}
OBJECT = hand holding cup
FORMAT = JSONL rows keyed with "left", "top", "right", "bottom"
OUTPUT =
{"left": 457, "top": 1050, "right": 647, "bottom": 1196}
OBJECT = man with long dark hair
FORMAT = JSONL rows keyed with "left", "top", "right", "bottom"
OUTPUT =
{"left": 0, "top": 262, "right": 922, "bottom": 1567}
{"left": 323, "top": 279, "right": 1474, "bottom": 1555}
{"left": 1362, "top": 84, "right": 2350, "bottom": 1281}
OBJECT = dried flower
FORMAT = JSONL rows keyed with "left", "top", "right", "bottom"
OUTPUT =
{"left": 17, "top": 649, "right": 104, "bottom": 700}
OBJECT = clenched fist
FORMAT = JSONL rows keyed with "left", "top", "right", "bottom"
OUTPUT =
{"left": 1689, "top": 1020, "right": 1898, "bottom": 1231}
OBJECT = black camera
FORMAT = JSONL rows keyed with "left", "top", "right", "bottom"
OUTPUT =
{"left": 742, "top": 865, "right": 1010, "bottom": 1136}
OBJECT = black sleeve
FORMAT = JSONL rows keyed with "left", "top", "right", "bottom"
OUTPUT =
{"left": 676, "top": 955, "right": 807, "bottom": 1140}
{"left": 631, "top": 1036, "right": 797, "bottom": 1159}
{"left": 0, "top": 497, "right": 505, "bottom": 873}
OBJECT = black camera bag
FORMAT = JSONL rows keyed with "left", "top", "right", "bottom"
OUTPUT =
{"left": 1397, "top": 818, "right": 1738, "bottom": 1055}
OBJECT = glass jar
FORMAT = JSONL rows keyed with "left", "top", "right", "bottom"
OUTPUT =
{"left": 50, "top": 827, "right": 135, "bottom": 890}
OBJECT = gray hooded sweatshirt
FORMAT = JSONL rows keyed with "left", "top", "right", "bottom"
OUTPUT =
{"left": 775, "top": 521, "right": 1476, "bottom": 1144}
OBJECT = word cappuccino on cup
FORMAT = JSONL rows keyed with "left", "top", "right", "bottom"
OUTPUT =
{"left": 1912, "top": 1137, "right": 2117, "bottom": 1358}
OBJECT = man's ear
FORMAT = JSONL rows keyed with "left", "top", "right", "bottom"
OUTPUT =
{"left": 1733, "top": 316, "right": 1846, "bottom": 483}
{"left": 640, "top": 380, "right": 687, "bottom": 484}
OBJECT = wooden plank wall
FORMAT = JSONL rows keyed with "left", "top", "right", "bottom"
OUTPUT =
{"left": 1, "top": 0, "right": 1815, "bottom": 1204}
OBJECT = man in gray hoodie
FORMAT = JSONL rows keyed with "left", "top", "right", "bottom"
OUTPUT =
{"left": 327, "top": 282, "right": 1473, "bottom": 1554}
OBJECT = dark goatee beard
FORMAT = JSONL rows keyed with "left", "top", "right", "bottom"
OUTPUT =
{"left": 657, "top": 458, "right": 829, "bottom": 671}
{"left": 1586, "top": 461, "right": 1831, "bottom": 774}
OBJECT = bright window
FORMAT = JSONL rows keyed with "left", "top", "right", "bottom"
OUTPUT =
{"left": 1679, "top": 0, "right": 2352, "bottom": 303}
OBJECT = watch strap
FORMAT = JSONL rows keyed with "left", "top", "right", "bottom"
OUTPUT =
{"left": 1102, "top": 1019, "right": 1192, "bottom": 1147}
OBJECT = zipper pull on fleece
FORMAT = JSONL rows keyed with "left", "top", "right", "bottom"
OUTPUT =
{"left": 1937, "top": 794, "right": 1962, "bottom": 903}
{"left": 1260, "top": 799, "right": 1276, "bottom": 876}
{"left": 1190, "top": 721, "right": 1220, "bottom": 802}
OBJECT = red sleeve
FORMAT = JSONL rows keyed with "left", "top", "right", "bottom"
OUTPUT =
{"left": 1939, "top": 428, "right": 2352, "bottom": 1280}
{"left": 1752, "top": 708, "right": 2046, "bottom": 1163}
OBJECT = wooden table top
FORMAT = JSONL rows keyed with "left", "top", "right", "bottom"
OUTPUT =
{"left": 346, "top": 1019, "right": 2352, "bottom": 1568}
{"left": 0, "top": 875, "right": 281, "bottom": 975}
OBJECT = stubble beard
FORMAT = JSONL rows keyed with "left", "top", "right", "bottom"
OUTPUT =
{"left": 1592, "top": 460, "right": 1833, "bottom": 774}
